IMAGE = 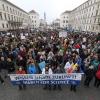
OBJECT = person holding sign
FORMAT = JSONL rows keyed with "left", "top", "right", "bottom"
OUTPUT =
{"left": 16, "top": 67, "right": 26, "bottom": 90}
{"left": 27, "top": 61, "right": 37, "bottom": 74}
{"left": 53, "top": 66, "right": 63, "bottom": 90}
{"left": 42, "top": 65, "right": 53, "bottom": 90}
{"left": 69, "top": 51, "right": 81, "bottom": 92}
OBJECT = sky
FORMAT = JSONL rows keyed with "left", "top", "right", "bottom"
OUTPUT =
{"left": 8, "top": 0, "right": 87, "bottom": 23}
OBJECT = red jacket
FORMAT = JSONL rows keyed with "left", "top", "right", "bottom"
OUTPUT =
{"left": 16, "top": 70, "right": 26, "bottom": 74}
{"left": 74, "top": 44, "right": 81, "bottom": 49}
{"left": 96, "top": 65, "right": 100, "bottom": 79}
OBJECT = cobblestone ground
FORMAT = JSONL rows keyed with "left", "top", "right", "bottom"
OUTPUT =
{"left": 0, "top": 77, "right": 100, "bottom": 100}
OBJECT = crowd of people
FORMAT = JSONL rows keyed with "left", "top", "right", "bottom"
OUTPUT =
{"left": 0, "top": 30, "right": 100, "bottom": 92}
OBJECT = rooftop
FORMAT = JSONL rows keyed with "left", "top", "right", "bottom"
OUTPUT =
{"left": 61, "top": 10, "right": 71, "bottom": 15}
{"left": 29, "top": 10, "right": 38, "bottom": 14}
{"left": 4, "top": 0, "right": 28, "bottom": 14}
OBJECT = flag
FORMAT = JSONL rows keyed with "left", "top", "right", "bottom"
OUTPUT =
{"left": 72, "top": 63, "right": 78, "bottom": 71}
{"left": 66, "top": 63, "right": 78, "bottom": 73}
{"left": 64, "top": 62, "right": 71, "bottom": 69}
{"left": 67, "top": 63, "right": 74, "bottom": 73}
{"left": 39, "top": 61, "right": 46, "bottom": 71}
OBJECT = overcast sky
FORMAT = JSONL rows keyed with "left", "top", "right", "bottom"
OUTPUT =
{"left": 8, "top": 0, "right": 87, "bottom": 22}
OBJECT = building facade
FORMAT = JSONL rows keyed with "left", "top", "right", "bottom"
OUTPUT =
{"left": 60, "top": 0, "right": 100, "bottom": 33}
{"left": 52, "top": 19, "right": 60, "bottom": 29}
{"left": 70, "top": 0, "right": 100, "bottom": 33}
{"left": 29, "top": 10, "right": 40, "bottom": 29}
{"left": 60, "top": 11, "right": 71, "bottom": 29}
{"left": 39, "top": 19, "right": 47, "bottom": 30}
{"left": 0, "top": 0, "right": 30, "bottom": 31}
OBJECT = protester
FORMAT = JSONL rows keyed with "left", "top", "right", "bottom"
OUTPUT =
{"left": 53, "top": 66, "right": 63, "bottom": 90}
{"left": 16, "top": 67, "right": 26, "bottom": 90}
{"left": 94, "top": 64, "right": 100, "bottom": 88}
{"left": 27, "top": 60, "right": 37, "bottom": 74}
{"left": 84, "top": 65, "right": 94, "bottom": 87}
{"left": 42, "top": 65, "right": 53, "bottom": 90}
{"left": 0, "top": 56, "right": 7, "bottom": 78}
{"left": 7, "top": 58, "right": 15, "bottom": 74}
{"left": 0, "top": 30, "right": 100, "bottom": 91}
{"left": 91, "top": 54, "right": 100, "bottom": 86}
{"left": 16, "top": 55, "right": 27, "bottom": 71}
{"left": 0, "top": 63, "right": 4, "bottom": 85}
{"left": 0, "top": 75, "right": 4, "bottom": 85}
{"left": 69, "top": 51, "right": 81, "bottom": 92}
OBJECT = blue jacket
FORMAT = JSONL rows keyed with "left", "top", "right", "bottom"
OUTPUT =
{"left": 76, "top": 57, "right": 84, "bottom": 73}
{"left": 27, "top": 64, "right": 37, "bottom": 74}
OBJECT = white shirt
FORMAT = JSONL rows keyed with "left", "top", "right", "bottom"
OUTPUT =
{"left": 42, "top": 68, "right": 53, "bottom": 74}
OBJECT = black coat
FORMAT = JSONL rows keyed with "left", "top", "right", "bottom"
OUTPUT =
{"left": 85, "top": 68, "right": 95, "bottom": 78}
{"left": 7, "top": 61, "right": 15, "bottom": 73}
{"left": 53, "top": 68, "right": 63, "bottom": 74}
{"left": 16, "top": 58, "right": 27, "bottom": 71}
{"left": 0, "top": 61, "right": 7, "bottom": 70}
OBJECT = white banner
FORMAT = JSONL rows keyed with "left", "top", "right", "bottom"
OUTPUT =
{"left": 9, "top": 73, "right": 83, "bottom": 85}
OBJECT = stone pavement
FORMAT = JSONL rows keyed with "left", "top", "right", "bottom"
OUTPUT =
{"left": 0, "top": 77, "right": 100, "bottom": 100}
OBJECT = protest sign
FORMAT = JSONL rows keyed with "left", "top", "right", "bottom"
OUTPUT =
{"left": 21, "top": 36, "right": 26, "bottom": 39}
{"left": 39, "top": 61, "right": 46, "bottom": 71}
{"left": 7, "top": 33, "right": 11, "bottom": 35}
{"left": 59, "top": 31, "right": 67, "bottom": 38}
{"left": 83, "top": 37, "right": 86, "bottom": 42}
{"left": 9, "top": 73, "right": 82, "bottom": 85}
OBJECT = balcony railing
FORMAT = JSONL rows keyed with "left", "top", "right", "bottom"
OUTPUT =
{"left": 8, "top": 20, "right": 22, "bottom": 25}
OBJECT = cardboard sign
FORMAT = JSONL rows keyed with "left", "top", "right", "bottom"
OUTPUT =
{"left": 21, "top": 36, "right": 26, "bottom": 39}
{"left": 59, "top": 31, "right": 67, "bottom": 37}
{"left": 7, "top": 33, "right": 11, "bottom": 35}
